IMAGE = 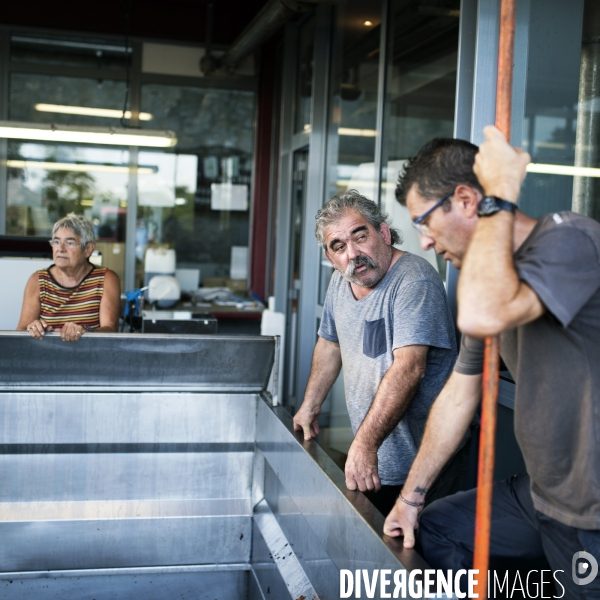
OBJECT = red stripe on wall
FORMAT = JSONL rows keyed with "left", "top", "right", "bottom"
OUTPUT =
{"left": 249, "top": 39, "right": 278, "bottom": 302}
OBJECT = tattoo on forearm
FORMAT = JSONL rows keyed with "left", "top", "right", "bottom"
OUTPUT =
{"left": 414, "top": 486, "right": 428, "bottom": 496}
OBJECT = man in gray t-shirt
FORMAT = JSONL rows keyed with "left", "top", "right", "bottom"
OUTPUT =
{"left": 293, "top": 190, "right": 457, "bottom": 516}
{"left": 383, "top": 127, "right": 600, "bottom": 598}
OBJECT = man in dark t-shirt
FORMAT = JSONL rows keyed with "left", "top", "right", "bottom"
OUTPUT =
{"left": 382, "top": 126, "right": 600, "bottom": 597}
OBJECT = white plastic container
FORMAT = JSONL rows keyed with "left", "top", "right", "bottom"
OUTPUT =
{"left": 144, "top": 248, "right": 178, "bottom": 306}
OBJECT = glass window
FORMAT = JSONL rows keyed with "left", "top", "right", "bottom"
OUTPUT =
{"left": 380, "top": 0, "right": 460, "bottom": 282}
{"left": 294, "top": 14, "right": 316, "bottom": 134}
{"left": 137, "top": 85, "right": 255, "bottom": 287}
{"left": 518, "top": 0, "right": 600, "bottom": 223}
{"left": 6, "top": 142, "right": 130, "bottom": 287}
{"left": 10, "top": 73, "right": 129, "bottom": 127}
{"left": 320, "top": 0, "right": 384, "bottom": 304}
{"left": 325, "top": 0, "right": 383, "bottom": 201}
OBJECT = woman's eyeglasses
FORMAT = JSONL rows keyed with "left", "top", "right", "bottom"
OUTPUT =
{"left": 49, "top": 239, "right": 79, "bottom": 248}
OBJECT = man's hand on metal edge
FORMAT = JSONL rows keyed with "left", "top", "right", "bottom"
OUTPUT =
{"left": 345, "top": 441, "right": 381, "bottom": 492}
{"left": 383, "top": 499, "right": 421, "bottom": 549}
{"left": 293, "top": 403, "right": 322, "bottom": 441}
{"left": 474, "top": 125, "right": 530, "bottom": 203}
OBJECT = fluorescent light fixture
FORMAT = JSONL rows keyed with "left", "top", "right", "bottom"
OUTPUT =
{"left": 35, "top": 104, "right": 153, "bottom": 121}
{"left": 0, "top": 121, "right": 177, "bottom": 148}
{"left": 303, "top": 124, "right": 377, "bottom": 137}
{"left": 339, "top": 127, "right": 377, "bottom": 137}
{"left": 12, "top": 35, "right": 130, "bottom": 54}
{"left": 527, "top": 163, "right": 600, "bottom": 178}
{"left": 7, "top": 159, "right": 157, "bottom": 174}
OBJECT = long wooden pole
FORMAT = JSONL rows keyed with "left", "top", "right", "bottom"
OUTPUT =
{"left": 472, "top": 1, "right": 516, "bottom": 598}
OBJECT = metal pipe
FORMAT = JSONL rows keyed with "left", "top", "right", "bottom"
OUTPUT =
{"left": 572, "top": 0, "right": 600, "bottom": 220}
{"left": 473, "top": 0, "right": 516, "bottom": 597}
{"left": 220, "top": 0, "right": 312, "bottom": 73}
{"left": 199, "top": 0, "right": 218, "bottom": 75}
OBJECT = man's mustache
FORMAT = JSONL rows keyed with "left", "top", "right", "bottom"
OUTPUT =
{"left": 344, "top": 255, "right": 376, "bottom": 278}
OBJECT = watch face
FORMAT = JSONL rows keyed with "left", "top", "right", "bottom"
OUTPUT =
{"left": 479, "top": 197, "right": 498, "bottom": 215}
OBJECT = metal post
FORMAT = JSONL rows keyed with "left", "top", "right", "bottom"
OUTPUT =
{"left": 124, "top": 41, "right": 142, "bottom": 292}
{"left": 373, "top": 0, "right": 389, "bottom": 207}
{"left": 294, "top": 4, "right": 333, "bottom": 412}
{"left": 572, "top": 0, "right": 600, "bottom": 220}
{"left": 0, "top": 31, "right": 10, "bottom": 235}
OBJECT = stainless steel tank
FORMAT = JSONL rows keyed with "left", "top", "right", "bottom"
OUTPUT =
{"left": 0, "top": 333, "right": 425, "bottom": 599}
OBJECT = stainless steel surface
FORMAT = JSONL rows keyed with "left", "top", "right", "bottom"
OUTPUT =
{"left": 454, "top": 0, "right": 477, "bottom": 142}
{"left": 251, "top": 516, "right": 294, "bottom": 600}
{"left": 0, "top": 569, "right": 248, "bottom": 600}
{"left": 254, "top": 499, "right": 319, "bottom": 600}
{"left": 0, "top": 333, "right": 427, "bottom": 598}
{"left": 0, "top": 392, "right": 256, "bottom": 444}
{"left": 470, "top": 0, "right": 500, "bottom": 144}
{"left": 0, "top": 454, "right": 253, "bottom": 502}
{"left": 271, "top": 334, "right": 281, "bottom": 405}
{"left": 0, "top": 516, "right": 252, "bottom": 571}
{"left": 255, "top": 401, "right": 429, "bottom": 599}
{"left": 0, "top": 389, "right": 257, "bottom": 572}
{"left": 0, "top": 333, "right": 275, "bottom": 391}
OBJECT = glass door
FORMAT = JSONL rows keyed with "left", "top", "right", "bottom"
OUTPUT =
{"left": 284, "top": 149, "right": 309, "bottom": 404}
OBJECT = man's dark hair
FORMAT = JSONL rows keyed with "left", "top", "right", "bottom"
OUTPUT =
{"left": 395, "top": 138, "right": 484, "bottom": 206}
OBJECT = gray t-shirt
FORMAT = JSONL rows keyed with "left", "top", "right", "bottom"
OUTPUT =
{"left": 319, "top": 252, "right": 457, "bottom": 485}
{"left": 455, "top": 211, "right": 600, "bottom": 529}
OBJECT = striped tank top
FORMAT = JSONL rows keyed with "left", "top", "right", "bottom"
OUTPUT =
{"left": 38, "top": 265, "right": 107, "bottom": 330}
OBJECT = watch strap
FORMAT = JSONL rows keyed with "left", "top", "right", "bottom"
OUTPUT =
{"left": 478, "top": 196, "right": 517, "bottom": 216}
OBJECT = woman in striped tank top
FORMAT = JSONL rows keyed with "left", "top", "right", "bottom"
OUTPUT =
{"left": 17, "top": 213, "right": 121, "bottom": 343}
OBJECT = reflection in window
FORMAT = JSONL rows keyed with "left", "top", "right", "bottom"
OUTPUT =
{"left": 10, "top": 73, "right": 129, "bottom": 128}
{"left": 326, "top": 0, "right": 382, "bottom": 202}
{"left": 6, "top": 143, "right": 130, "bottom": 287}
{"left": 295, "top": 14, "right": 316, "bottom": 134}
{"left": 380, "top": 0, "right": 459, "bottom": 281}
{"left": 320, "top": 0, "right": 383, "bottom": 304}
{"left": 519, "top": 0, "right": 600, "bottom": 223}
{"left": 137, "top": 85, "right": 255, "bottom": 287}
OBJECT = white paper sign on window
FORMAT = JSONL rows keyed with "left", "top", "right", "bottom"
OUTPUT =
{"left": 138, "top": 177, "right": 176, "bottom": 207}
{"left": 210, "top": 183, "right": 248, "bottom": 211}
{"left": 230, "top": 246, "right": 248, "bottom": 280}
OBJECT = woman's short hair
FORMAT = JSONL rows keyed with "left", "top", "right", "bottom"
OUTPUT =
{"left": 52, "top": 213, "right": 96, "bottom": 247}
{"left": 315, "top": 190, "right": 402, "bottom": 250}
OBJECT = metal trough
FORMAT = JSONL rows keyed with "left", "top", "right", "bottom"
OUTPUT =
{"left": 0, "top": 333, "right": 426, "bottom": 599}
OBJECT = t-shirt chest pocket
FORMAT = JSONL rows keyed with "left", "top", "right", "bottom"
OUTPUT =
{"left": 363, "top": 318, "right": 387, "bottom": 359}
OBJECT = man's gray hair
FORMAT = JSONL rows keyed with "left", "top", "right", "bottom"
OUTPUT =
{"left": 315, "top": 190, "right": 402, "bottom": 250}
{"left": 52, "top": 213, "right": 96, "bottom": 247}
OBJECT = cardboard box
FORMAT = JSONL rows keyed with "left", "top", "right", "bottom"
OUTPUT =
{"left": 203, "top": 277, "right": 228, "bottom": 288}
{"left": 227, "top": 279, "right": 247, "bottom": 293}
{"left": 95, "top": 242, "right": 125, "bottom": 291}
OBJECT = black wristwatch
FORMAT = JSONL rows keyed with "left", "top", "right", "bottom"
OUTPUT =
{"left": 477, "top": 196, "right": 517, "bottom": 217}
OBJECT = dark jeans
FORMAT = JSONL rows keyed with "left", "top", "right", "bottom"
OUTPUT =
{"left": 365, "top": 431, "right": 473, "bottom": 517}
{"left": 419, "top": 473, "right": 600, "bottom": 599}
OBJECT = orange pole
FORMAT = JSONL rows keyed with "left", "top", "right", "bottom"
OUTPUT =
{"left": 472, "top": 0, "right": 516, "bottom": 598}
